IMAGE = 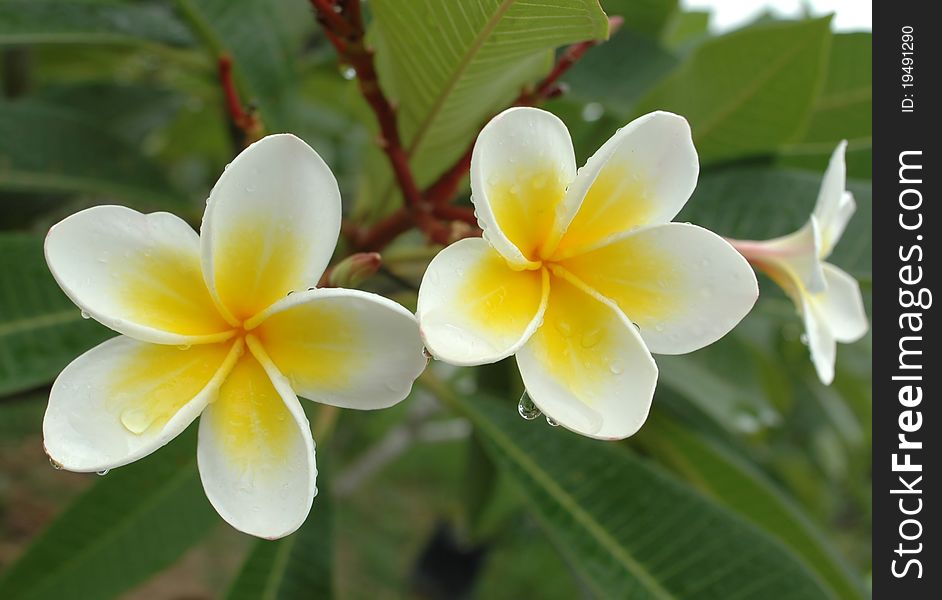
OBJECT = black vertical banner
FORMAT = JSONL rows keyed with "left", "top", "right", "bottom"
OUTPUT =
{"left": 873, "top": 2, "right": 938, "bottom": 597}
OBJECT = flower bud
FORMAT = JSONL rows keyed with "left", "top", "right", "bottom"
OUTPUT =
{"left": 328, "top": 252, "right": 382, "bottom": 288}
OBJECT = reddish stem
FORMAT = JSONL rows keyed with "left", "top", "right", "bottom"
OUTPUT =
{"left": 217, "top": 55, "right": 261, "bottom": 148}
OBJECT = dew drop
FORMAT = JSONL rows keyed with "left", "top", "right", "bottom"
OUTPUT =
{"left": 177, "top": 344, "right": 191, "bottom": 351}
{"left": 580, "top": 328, "right": 601, "bottom": 348}
{"left": 97, "top": 469, "right": 110, "bottom": 476}
{"left": 49, "top": 457, "right": 63, "bottom": 470}
{"left": 517, "top": 390, "right": 541, "bottom": 420}
{"left": 120, "top": 408, "right": 154, "bottom": 434}
{"left": 609, "top": 360, "right": 625, "bottom": 375}
{"left": 799, "top": 333, "right": 809, "bottom": 346}
{"left": 555, "top": 320, "right": 573, "bottom": 337}
{"left": 80, "top": 310, "right": 91, "bottom": 320}
{"left": 546, "top": 416, "right": 559, "bottom": 427}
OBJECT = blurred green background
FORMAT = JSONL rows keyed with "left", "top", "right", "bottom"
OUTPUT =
{"left": 0, "top": 1, "right": 871, "bottom": 598}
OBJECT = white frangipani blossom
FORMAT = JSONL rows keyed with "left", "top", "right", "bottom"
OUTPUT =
{"left": 43, "top": 134, "right": 427, "bottom": 539}
{"left": 417, "top": 107, "right": 758, "bottom": 440}
{"left": 732, "top": 141, "right": 869, "bottom": 384}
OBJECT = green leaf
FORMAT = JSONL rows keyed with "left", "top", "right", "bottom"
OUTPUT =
{"left": 635, "top": 415, "right": 868, "bottom": 600}
{"left": 0, "top": 0, "right": 192, "bottom": 47}
{"left": 0, "top": 234, "right": 112, "bottom": 397}
{"left": 562, "top": 28, "right": 679, "bottom": 112}
{"left": 431, "top": 379, "right": 834, "bottom": 599}
{"left": 662, "top": 10, "right": 711, "bottom": 49}
{"left": 0, "top": 102, "right": 187, "bottom": 209}
{"left": 226, "top": 478, "right": 332, "bottom": 599}
{"left": 600, "top": 0, "right": 678, "bottom": 35}
{"left": 370, "top": 0, "right": 609, "bottom": 188}
{"left": 174, "top": 0, "right": 312, "bottom": 131}
{"left": 780, "top": 33, "right": 872, "bottom": 179}
{"left": 679, "top": 167, "right": 872, "bottom": 280}
{"left": 0, "top": 429, "right": 219, "bottom": 600}
{"left": 635, "top": 18, "right": 831, "bottom": 163}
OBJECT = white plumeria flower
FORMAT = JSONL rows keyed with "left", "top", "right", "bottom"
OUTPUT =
{"left": 417, "top": 107, "right": 758, "bottom": 440}
{"left": 43, "top": 134, "right": 427, "bottom": 539}
{"left": 731, "top": 141, "right": 868, "bottom": 385}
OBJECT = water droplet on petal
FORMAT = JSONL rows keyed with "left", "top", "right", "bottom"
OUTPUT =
{"left": 580, "top": 328, "right": 601, "bottom": 348}
{"left": 121, "top": 408, "right": 154, "bottom": 434}
{"left": 517, "top": 390, "right": 541, "bottom": 420}
{"left": 609, "top": 360, "right": 625, "bottom": 375}
{"left": 546, "top": 416, "right": 559, "bottom": 427}
{"left": 555, "top": 320, "right": 573, "bottom": 337}
{"left": 49, "top": 457, "right": 63, "bottom": 470}
{"left": 177, "top": 344, "right": 191, "bottom": 351}
{"left": 80, "top": 311, "right": 91, "bottom": 320}
{"left": 97, "top": 469, "right": 110, "bottom": 476}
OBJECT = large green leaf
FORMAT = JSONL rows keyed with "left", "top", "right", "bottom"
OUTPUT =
{"left": 370, "top": 0, "right": 609, "bottom": 188}
{"left": 175, "top": 0, "right": 312, "bottom": 132}
{"left": 780, "top": 33, "right": 872, "bottom": 179}
{"left": 0, "top": 234, "right": 112, "bottom": 397}
{"left": 679, "top": 167, "right": 872, "bottom": 280}
{"left": 635, "top": 18, "right": 831, "bottom": 163}
{"left": 0, "top": 429, "right": 219, "bottom": 600}
{"left": 635, "top": 415, "right": 867, "bottom": 600}
{"left": 431, "top": 378, "right": 833, "bottom": 599}
{"left": 226, "top": 476, "right": 332, "bottom": 599}
{"left": 600, "top": 0, "right": 678, "bottom": 35}
{"left": 0, "top": 0, "right": 193, "bottom": 47}
{"left": 0, "top": 102, "right": 187, "bottom": 209}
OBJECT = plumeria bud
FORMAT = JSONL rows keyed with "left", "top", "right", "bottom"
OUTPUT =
{"left": 728, "top": 141, "right": 868, "bottom": 385}
{"left": 327, "top": 252, "right": 382, "bottom": 288}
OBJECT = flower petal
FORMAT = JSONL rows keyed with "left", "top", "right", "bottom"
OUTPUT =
{"left": 45, "top": 206, "right": 233, "bottom": 345}
{"left": 201, "top": 134, "right": 342, "bottom": 322}
{"left": 812, "top": 263, "right": 869, "bottom": 344}
{"left": 757, "top": 218, "right": 827, "bottom": 295}
{"left": 813, "top": 141, "right": 855, "bottom": 257}
{"left": 516, "top": 273, "right": 658, "bottom": 440}
{"left": 247, "top": 288, "right": 426, "bottom": 410}
{"left": 800, "top": 294, "right": 836, "bottom": 385}
{"left": 197, "top": 338, "right": 316, "bottom": 539}
{"left": 43, "top": 336, "right": 240, "bottom": 472}
{"left": 416, "top": 238, "right": 548, "bottom": 366}
{"left": 552, "top": 111, "right": 699, "bottom": 257}
{"left": 558, "top": 223, "right": 758, "bottom": 355}
{"left": 471, "top": 107, "right": 576, "bottom": 267}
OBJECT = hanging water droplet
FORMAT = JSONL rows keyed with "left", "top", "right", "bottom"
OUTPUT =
{"left": 517, "top": 390, "right": 541, "bottom": 420}
{"left": 555, "top": 320, "right": 573, "bottom": 337}
{"left": 49, "top": 457, "right": 63, "bottom": 470}
{"left": 546, "top": 416, "right": 559, "bottom": 427}
{"left": 80, "top": 310, "right": 91, "bottom": 320}
{"left": 340, "top": 65, "right": 357, "bottom": 80}
{"left": 609, "top": 360, "right": 625, "bottom": 375}
{"left": 177, "top": 344, "right": 191, "bottom": 351}
{"left": 97, "top": 469, "right": 110, "bottom": 476}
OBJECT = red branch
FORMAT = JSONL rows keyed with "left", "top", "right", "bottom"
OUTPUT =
{"left": 217, "top": 55, "right": 261, "bottom": 147}
{"left": 314, "top": 2, "right": 619, "bottom": 252}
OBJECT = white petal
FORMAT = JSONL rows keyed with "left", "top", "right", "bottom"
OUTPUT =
{"left": 201, "top": 134, "right": 342, "bottom": 322}
{"left": 516, "top": 273, "right": 658, "bottom": 440}
{"left": 756, "top": 218, "right": 827, "bottom": 295}
{"left": 416, "top": 238, "right": 549, "bottom": 366}
{"left": 558, "top": 223, "right": 758, "bottom": 355}
{"left": 812, "top": 263, "right": 869, "bottom": 344}
{"left": 43, "top": 336, "right": 240, "bottom": 472}
{"left": 470, "top": 107, "right": 576, "bottom": 267}
{"left": 247, "top": 288, "right": 426, "bottom": 410}
{"left": 552, "top": 111, "right": 699, "bottom": 257}
{"left": 197, "top": 339, "right": 316, "bottom": 539}
{"left": 813, "top": 141, "right": 855, "bottom": 256}
{"left": 800, "top": 295, "right": 836, "bottom": 385}
{"left": 45, "top": 206, "right": 233, "bottom": 345}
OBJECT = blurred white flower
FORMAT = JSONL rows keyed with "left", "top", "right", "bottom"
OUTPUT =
{"left": 730, "top": 141, "right": 868, "bottom": 384}
{"left": 417, "top": 107, "right": 757, "bottom": 440}
{"left": 43, "top": 134, "right": 426, "bottom": 539}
